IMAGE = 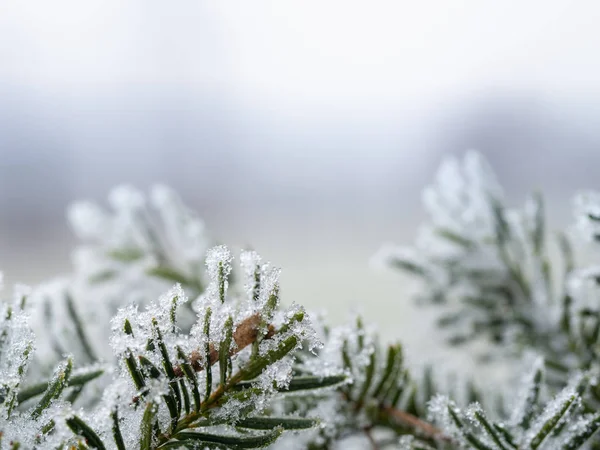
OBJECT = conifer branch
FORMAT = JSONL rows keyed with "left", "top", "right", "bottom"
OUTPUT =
{"left": 4, "top": 172, "right": 600, "bottom": 449}
{"left": 173, "top": 313, "right": 276, "bottom": 377}
{"left": 380, "top": 406, "right": 449, "bottom": 441}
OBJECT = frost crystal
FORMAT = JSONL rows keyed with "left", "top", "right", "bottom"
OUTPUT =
{"left": 573, "top": 190, "right": 600, "bottom": 242}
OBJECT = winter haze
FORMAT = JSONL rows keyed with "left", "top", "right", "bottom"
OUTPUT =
{"left": 1, "top": 1, "right": 600, "bottom": 375}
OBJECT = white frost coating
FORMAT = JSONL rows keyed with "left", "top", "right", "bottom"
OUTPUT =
{"left": 573, "top": 190, "right": 600, "bottom": 242}
{"left": 429, "top": 361, "right": 592, "bottom": 450}
{"left": 398, "top": 435, "right": 418, "bottom": 449}
{"left": 240, "top": 249, "right": 282, "bottom": 310}
{"left": 427, "top": 394, "right": 461, "bottom": 438}
{"left": 251, "top": 303, "right": 320, "bottom": 396}
{"left": 376, "top": 151, "right": 562, "bottom": 359}
{"left": 0, "top": 282, "right": 80, "bottom": 450}
{"left": 67, "top": 184, "right": 210, "bottom": 290}
{"left": 465, "top": 402, "right": 485, "bottom": 426}
{"left": 510, "top": 355, "right": 545, "bottom": 427}
{"left": 377, "top": 152, "right": 509, "bottom": 296}
{"left": 422, "top": 151, "right": 502, "bottom": 239}
{"left": 82, "top": 246, "right": 325, "bottom": 448}
{"left": 567, "top": 266, "right": 600, "bottom": 310}
{"left": 205, "top": 245, "right": 233, "bottom": 301}
{"left": 151, "top": 184, "right": 209, "bottom": 264}
{"left": 523, "top": 386, "right": 579, "bottom": 448}
{"left": 240, "top": 249, "right": 262, "bottom": 298}
{"left": 68, "top": 201, "right": 109, "bottom": 241}
{"left": 0, "top": 284, "right": 35, "bottom": 397}
{"left": 32, "top": 185, "right": 212, "bottom": 393}
{"left": 109, "top": 304, "right": 141, "bottom": 356}
{"left": 108, "top": 184, "right": 146, "bottom": 212}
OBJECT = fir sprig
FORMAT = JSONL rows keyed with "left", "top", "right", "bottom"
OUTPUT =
{"left": 428, "top": 362, "right": 600, "bottom": 450}
{"left": 4, "top": 165, "right": 600, "bottom": 449}
{"left": 61, "top": 247, "right": 340, "bottom": 450}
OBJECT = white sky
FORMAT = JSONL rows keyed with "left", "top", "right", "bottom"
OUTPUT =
{"left": 1, "top": 1, "right": 599, "bottom": 107}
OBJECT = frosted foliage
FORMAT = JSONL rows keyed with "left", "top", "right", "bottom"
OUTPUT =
{"left": 6, "top": 174, "right": 600, "bottom": 449}
{"left": 30, "top": 185, "right": 210, "bottom": 379}
{"left": 253, "top": 303, "right": 320, "bottom": 393}
{"left": 1, "top": 401, "right": 73, "bottom": 449}
{"left": 398, "top": 435, "right": 419, "bottom": 449}
{"left": 67, "top": 183, "right": 209, "bottom": 303}
{"left": 573, "top": 191, "right": 600, "bottom": 242}
{"left": 422, "top": 151, "right": 502, "bottom": 239}
{"left": 68, "top": 201, "right": 110, "bottom": 241}
{"left": 240, "top": 250, "right": 262, "bottom": 299}
{"left": 275, "top": 315, "right": 414, "bottom": 448}
{"left": 204, "top": 245, "right": 233, "bottom": 302}
{"left": 0, "top": 284, "right": 79, "bottom": 449}
{"left": 271, "top": 396, "right": 346, "bottom": 450}
{"left": 566, "top": 252, "right": 600, "bottom": 362}
{"left": 317, "top": 319, "right": 372, "bottom": 386}
{"left": 0, "top": 293, "right": 34, "bottom": 415}
{"left": 151, "top": 184, "right": 208, "bottom": 264}
{"left": 377, "top": 151, "right": 558, "bottom": 353}
{"left": 330, "top": 434, "right": 371, "bottom": 450}
{"left": 427, "top": 394, "right": 459, "bottom": 437}
{"left": 510, "top": 356, "right": 544, "bottom": 426}
{"left": 523, "top": 387, "right": 579, "bottom": 448}
{"left": 96, "top": 379, "right": 146, "bottom": 448}
{"left": 429, "top": 366, "right": 597, "bottom": 450}
{"left": 91, "top": 246, "right": 325, "bottom": 448}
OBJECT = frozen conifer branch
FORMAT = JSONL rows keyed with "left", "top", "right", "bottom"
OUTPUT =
{"left": 55, "top": 246, "right": 346, "bottom": 450}
{"left": 68, "top": 184, "right": 210, "bottom": 295}
{"left": 427, "top": 362, "right": 600, "bottom": 450}
{"left": 269, "top": 315, "right": 453, "bottom": 449}
{"left": 5, "top": 164, "right": 600, "bottom": 448}
{"left": 0, "top": 282, "right": 104, "bottom": 449}
{"left": 30, "top": 185, "right": 212, "bottom": 386}
{"left": 377, "top": 152, "right": 600, "bottom": 370}
{"left": 375, "top": 151, "right": 600, "bottom": 447}
{"left": 171, "top": 313, "right": 276, "bottom": 378}
{"left": 376, "top": 151, "right": 557, "bottom": 353}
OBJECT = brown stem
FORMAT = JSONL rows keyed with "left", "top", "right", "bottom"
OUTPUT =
{"left": 381, "top": 406, "right": 451, "bottom": 442}
{"left": 364, "top": 426, "right": 379, "bottom": 450}
{"left": 173, "top": 313, "right": 275, "bottom": 377}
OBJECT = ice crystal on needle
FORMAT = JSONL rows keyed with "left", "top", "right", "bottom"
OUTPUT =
{"left": 0, "top": 282, "right": 99, "bottom": 450}
{"left": 0, "top": 282, "right": 35, "bottom": 420}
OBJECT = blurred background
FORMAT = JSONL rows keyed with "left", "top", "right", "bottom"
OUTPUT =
{"left": 1, "top": 1, "right": 600, "bottom": 372}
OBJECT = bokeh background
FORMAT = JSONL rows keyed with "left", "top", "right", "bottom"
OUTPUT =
{"left": 1, "top": 1, "right": 600, "bottom": 373}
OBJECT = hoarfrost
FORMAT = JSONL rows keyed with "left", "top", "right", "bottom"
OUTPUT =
{"left": 573, "top": 190, "right": 600, "bottom": 242}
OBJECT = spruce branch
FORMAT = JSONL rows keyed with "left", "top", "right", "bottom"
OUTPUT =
{"left": 59, "top": 246, "right": 339, "bottom": 450}
{"left": 377, "top": 152, "right": 600, "bottom": 380}
{"left": 4, "top": 175, "right": 600, "bottom": 449}
{"left": 173, "top": 313, "right": 276, "bottom": 378}
{"left": 429, "top": 363, "right": 600, "bottom": 449}
{"left": 279, "top": 315, "right": 453, "bottom": 449}
{"left": 16, "top": 366, "right": 105, "bottom": 404}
